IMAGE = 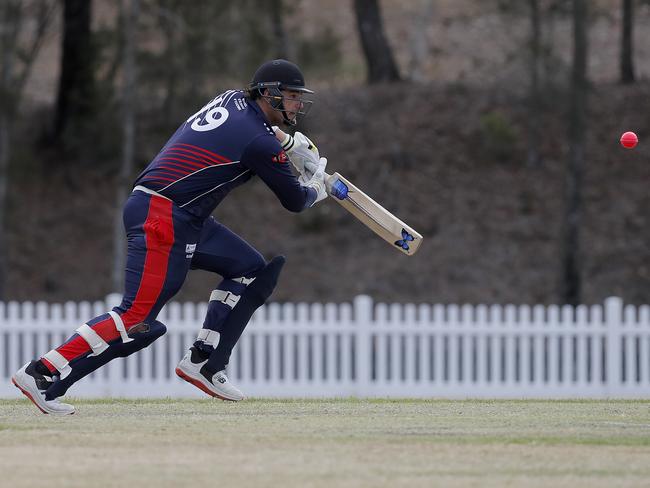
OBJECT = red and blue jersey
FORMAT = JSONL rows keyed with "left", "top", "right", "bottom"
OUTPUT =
{"left": 134, "top": 90, "right": 316, "bottom": 220}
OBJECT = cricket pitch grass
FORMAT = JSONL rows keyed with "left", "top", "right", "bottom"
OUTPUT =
{"left": 1, "top": 399, "right": 649, "bottom": 488}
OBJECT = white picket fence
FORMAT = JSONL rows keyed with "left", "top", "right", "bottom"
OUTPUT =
{"left": 1, "top": 294, "right": 649, "bottom": 399}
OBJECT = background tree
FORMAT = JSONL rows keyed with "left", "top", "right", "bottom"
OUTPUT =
{"left": 138, "top": 1, "right": 265, "bottom": 117}
{"left": 269, "top": 0, "right": 291, "bottom": 60}
{"left": 111, "top": 0, "right": 139, "bottom": 292}
{"left": 155, "top": 0, "right": 185, "bottom": 122}
{"left": 562, "top": 0, "right": 588, "bottom": 305}
{"left": 353, "top": 0, "right": 400, "bottom": 84}
{"left": 53, "top": 0, "right": 96, "bottom": 144}
{"left": 0, "top": 0, "right": 55, "bottom": 299}
{"left": 1, "top": 1, "right": 648, "bottom": 306}
{"left": 527, "top": 0, "right": 542, "bottom": 168}
{"left": 620, "top": 0, "right": 635, "bottom": 84}
{"left": 407, "top": 0, "right": 433, "bottom": 83}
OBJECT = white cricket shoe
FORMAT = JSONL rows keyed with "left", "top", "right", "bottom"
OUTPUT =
{"left": 175, "top": 350, "right": 244, "bottom": 401}
{"left": 12, "top": 361, "right": 75, "bottom": 416}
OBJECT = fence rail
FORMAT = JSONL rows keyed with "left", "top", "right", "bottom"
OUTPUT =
{"left": 1, "top": 295, "right": 649, "bottom": 398}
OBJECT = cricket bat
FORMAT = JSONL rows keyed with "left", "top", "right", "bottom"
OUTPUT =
{"left": 326, "top": 172, "right": 423, "bottom": 256}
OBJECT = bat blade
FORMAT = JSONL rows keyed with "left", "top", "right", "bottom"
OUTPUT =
{"left": 327, "top": 172, "right": 423, "bottom": 256}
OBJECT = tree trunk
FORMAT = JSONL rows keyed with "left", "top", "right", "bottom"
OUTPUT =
{"left": 527, "top": 0, "right": 542, "bottom": 167}
{"left": 0, "top": 1, "right": 54, "bottom": 299}
{"left": 0, "top": 1, "right": 19, "bottom": 300}
{"left": 353, "top": 0, "right": 400, "bottom": 84}
{"left": 408, "top": 0, "right": 433, "bottom": 83}
{"left": 562, "top": 0, "right": 588, "bottom": 305}
{"left": 0, "top": 112, "right": 9, "bottom": 300}
{"left": 158, "top": 0, "right": 182, "bottom": 122}
{"left": 620, "top": 0, "right": 635, "bottom": 84}
{"left": 111, "top": 0, "right": 138, "bottom": 292}
{"left": 54, "top": 0, "right": 95, "bottom": 140}
{"left": 269, "top": 0, "right": 291, "bottom": 60}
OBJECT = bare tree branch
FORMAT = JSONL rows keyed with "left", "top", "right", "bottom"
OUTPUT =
{"left": 14, "top": 1, "right": 58, "bottom": 109}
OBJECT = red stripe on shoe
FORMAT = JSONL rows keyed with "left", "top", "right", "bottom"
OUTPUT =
{"left": 175, "top": 367, "right": 235, "bottom": 402}
{"left": 120, "top": 195, "right": 175, "bottom": 327}
{"left": 12, "top": 378, "right": 49, "bottom": 414}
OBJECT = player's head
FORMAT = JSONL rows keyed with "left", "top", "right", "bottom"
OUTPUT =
{"left": 247, "top": 59, "right": 313, "bottom": 126}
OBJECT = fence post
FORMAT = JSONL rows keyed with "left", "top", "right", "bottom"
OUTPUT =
{"left": 106, "top": 293, "right": 121, "bottom": 309}
{"left": 605, "top": 296, "right": 623, "bottom": 396}
{"left": 354, "top": 295, "right": 373, "bottom": 397}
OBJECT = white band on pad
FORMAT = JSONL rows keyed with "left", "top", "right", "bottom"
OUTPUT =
{"left": 43, "top": 350, "right": 72, "bottom": 379}
{"left": 197, "top": 329, "right": 220, "bottom": 347}
{"left": 108, "top": 311, "right": 134, "bottom": 343}
{"left": 75, "top": 323, "right": 110, "bottom": 357}
{"left": 210, "top": 290, "right": 240, "bottom": 308}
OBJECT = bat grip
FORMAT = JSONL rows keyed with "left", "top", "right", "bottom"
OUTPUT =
{"left": 325, "top": 173, "right": 348, "bottom": 200}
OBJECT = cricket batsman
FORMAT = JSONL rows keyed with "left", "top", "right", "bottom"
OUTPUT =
{"left": 12, "top": 59, "right": 326, "bottom": 415}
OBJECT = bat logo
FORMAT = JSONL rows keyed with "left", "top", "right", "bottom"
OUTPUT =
{"left": 394, "top": 229, "right": 415, "bottom": 251}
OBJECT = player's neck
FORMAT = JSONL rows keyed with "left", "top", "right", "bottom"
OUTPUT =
{"left": 255, "top": 99, "right": 281, "bottom": 126}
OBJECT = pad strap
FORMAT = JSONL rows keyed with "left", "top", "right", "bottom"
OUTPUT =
{"left": 233, "top": 276, "right": 256, "bottom": 286}
{"left": 75, "top": 323, "right": 110, "bottom": 357}
{"left": 210, "top": 290, "right": 241, "bottom": 308}
{"left": 197, "top": 329, "right": 221, "bottom": 347}
{"left": 108, "top": 311, "right": 134, "bottom": 343}
{"left": 43, "top": 350, "right": 73, "bottom": 379}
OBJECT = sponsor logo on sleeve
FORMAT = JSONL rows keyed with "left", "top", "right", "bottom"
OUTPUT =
{"left": 271, "top": 150, "right": 289, "bottom": 164}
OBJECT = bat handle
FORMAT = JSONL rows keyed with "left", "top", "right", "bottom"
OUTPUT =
{"left": 325, "top": 172, "right": 348, "bottom": 200}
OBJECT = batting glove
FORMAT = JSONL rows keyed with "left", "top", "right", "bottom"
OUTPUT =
{"left": 275, "top": 127, "right": 320, "bottom": 179}
{"left": 301, "top": 157, "right": 329, "bottom": 205}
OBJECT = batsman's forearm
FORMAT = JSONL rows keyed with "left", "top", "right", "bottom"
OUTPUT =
{"left": 274, "top": 127, "right": 289, "bottom": 144}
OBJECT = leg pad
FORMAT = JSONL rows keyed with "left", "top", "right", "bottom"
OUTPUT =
{"left": 206, "top": 256, "right": 286, "bottom": 372}
{"left": 45, "top": 320, "right": 167, "bottom": 400}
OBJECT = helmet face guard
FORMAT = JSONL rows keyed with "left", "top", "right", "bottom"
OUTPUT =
{"left": 251, "top": 82, "right": 313, "bottom": 126}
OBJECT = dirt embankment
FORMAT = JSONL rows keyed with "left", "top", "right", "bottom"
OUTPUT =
{"left": 6, "top": 82, "right": 649, "bottom": 305}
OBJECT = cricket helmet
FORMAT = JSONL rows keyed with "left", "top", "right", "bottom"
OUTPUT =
{"left": 248, "top": 59, "right": 313, "bottom": 125}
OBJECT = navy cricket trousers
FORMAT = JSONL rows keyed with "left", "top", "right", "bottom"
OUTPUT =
{"left": 42, "top": 189, "right": 265, "bottom": 372}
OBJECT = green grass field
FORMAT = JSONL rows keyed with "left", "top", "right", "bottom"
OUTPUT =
{"left": 1, "top": 398, "right": 649, "bottom": 487}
